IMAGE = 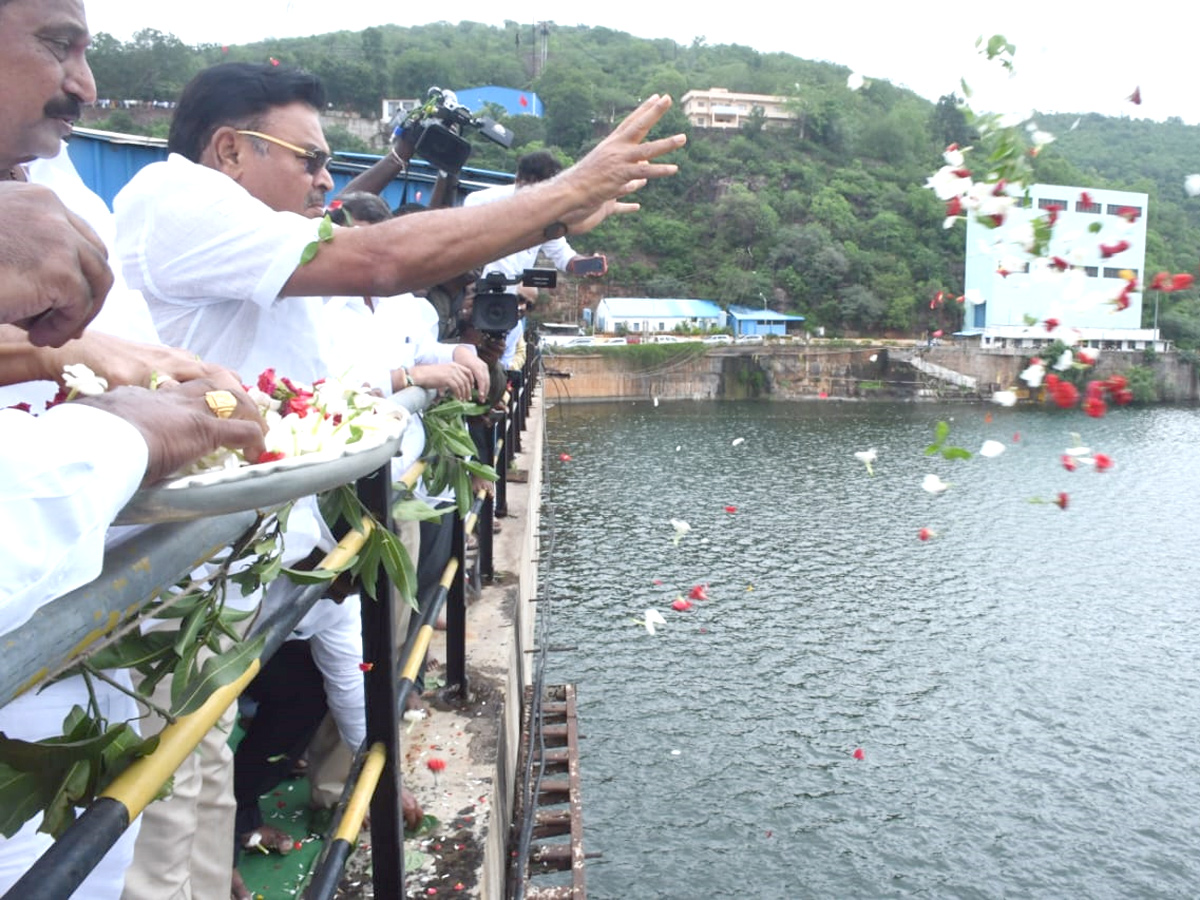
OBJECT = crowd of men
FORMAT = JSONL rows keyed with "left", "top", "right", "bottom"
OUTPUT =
{"left": 0, "top": 0, "right": 684, "bottom": 897}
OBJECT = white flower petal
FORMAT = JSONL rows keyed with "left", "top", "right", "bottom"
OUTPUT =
{"left": 922, "top": 474, "right": 950, "bottom": 494}
{"left": 992, "top": 390, "right": 1017, "bottom": 407}
{"left": 979, "top": 440, "right": 1006, "bottom": 458}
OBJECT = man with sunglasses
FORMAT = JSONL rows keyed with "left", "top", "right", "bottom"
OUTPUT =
{"left": 111, "top": 61, "right": 683, "bottom": 900}
{"left": 114, "top": 62, "right": 682, "bottom": 377}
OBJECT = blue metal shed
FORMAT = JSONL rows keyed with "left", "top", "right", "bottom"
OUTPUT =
{"left": 725, "top": 305, "right": 805, "bottom": 336}
{"left": 65, "top": 127, "right": 513, "bottom": 210}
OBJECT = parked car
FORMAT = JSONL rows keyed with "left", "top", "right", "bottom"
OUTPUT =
{"left": 735, "top": 334, "right": 764, "bottom": 345}
{"left": 703, "top": 334, "right": 733, "bottom": 344}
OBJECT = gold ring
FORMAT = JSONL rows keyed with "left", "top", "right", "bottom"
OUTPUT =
{"left": 203, "top": 390, "right": 237, "bottom": 419}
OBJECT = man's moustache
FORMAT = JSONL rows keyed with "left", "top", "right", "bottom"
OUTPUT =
{"left": 44, "top": 98, "right": 83, "bottom": 120}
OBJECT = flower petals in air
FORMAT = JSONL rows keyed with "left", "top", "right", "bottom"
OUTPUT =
{"left": 918, "top": 527, "right": 936, "bottom": 542}
{"left": 992, "top": 390, "right": 1017, "bottom": 407}
{"left": 922, "top": 474, "right": 950, "bottom": 494}
{"left": 559, "top": 452, "right": 572, "bottom": 462}
{"left": 731, "top": 437, "right": 745, "bottom": 446}
{"left": 847, "top": 72, "right": 866, "bottom": 91}
{"left": 1055, "top": 492, "right": 1069, "bottom": 510}
{"left": 1093, "top": 452, "right": 1113, "bottom": 471}
{"left": 427, "top": 758, "right": 446, "bottom": 774}
{"left": 854, "top": 448, "right": 877, "bottom": 475}
{"left": 724, "top": 505, "right": 737, "bottom": 514}
{"left": 1186, "top": 174, "right": 1200, "bottom": 197}
{"left": 853, "top": 748, "right": 865, "bottom": 760}
{"left": 979, "top": 440, "right": 1005, "bottom": 458}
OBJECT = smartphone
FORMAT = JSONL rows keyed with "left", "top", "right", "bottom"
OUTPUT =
{"left": 570, "top": 255, "right": 608, "bottom": 276}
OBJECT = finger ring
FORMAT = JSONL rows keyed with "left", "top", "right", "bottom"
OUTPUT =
{"left": 203, "top": 390, "right": 237, "bottom": 419}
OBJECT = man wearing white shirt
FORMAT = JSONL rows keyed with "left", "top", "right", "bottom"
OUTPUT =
{"left": 0, "top": 4, "right": 267, "bottom": 897}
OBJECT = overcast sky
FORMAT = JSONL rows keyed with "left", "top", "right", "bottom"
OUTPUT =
{"left": 82, "top": 0, "right": 1196, "bottom": 125}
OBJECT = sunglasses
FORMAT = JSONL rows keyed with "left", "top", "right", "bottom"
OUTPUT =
{"left": 236, "top": 130, "right": 332, "bottom": 175}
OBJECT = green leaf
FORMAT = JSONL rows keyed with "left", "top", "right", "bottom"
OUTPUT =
{"left": 84, "top": 632, "right": 176, "bottom": 671}
{"left": 42, "top": 758, "right": 90, "bottom": 837}
{"left": 317, "top": 214, "right": 334, "bottom": 242}
{"left": 355, "top": 531, "right": 384, "bottom": 601}
{"left": 299, "top": 241, "right": 319, "bottom": 265}
{"left": 391, "top": 498, "right": 445, "bottom": 523}
{"left": 1088, "top": 222, "right": 1102, "bottom": 233}
{"left": 173, "top": 604, "right": 209, "bottom": 658}
{"left": 941, "top": 446, "right": 973, "bottom": 461}
{"left": 0, "top": 762, "right": 51, "bottom": 838}
{"left": 933, "top": 421, "right": 950, "bottom": 445}
{"left": 380, "top": 529, "right": 417, "bottom": 608}
{"left": 281, "top": 566, "right": 344, "bottom": 585}
{"left": 170, "top": 635, "right": 265, "bottom": 718}
{"left": 169, "top": 640, "right": 201, "bottom": 714}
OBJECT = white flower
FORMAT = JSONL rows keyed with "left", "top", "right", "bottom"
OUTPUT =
{"left": 1029, "top": 129, "right": 1055, "bottom": 150}
{"left": 731, "top": 437, "right": 745, "bottom": 446}
{"left": 1053, "top": 349, "right": 1074, "bottom": 371}
{"left": 922, "top": 474, "right": 950, "bottom": 494}
{"left": 1064, "top": 434, "right": 1090, "bottom": 457}
{"left": 669, "top": 519, "right": 690, "bottom": 546}
{"left": 854, "top": 448, "right": 877, "bottom": 476}
{"left": 1020, "top": 362, "right": 1046, "bottom": 389}
{"left": 979, "top": 440, "right": 1005, "bottom": 458}
{"left": 62, "top": 363, "right": 108, "bottom": 396}
{"left": 925, "top": 165, "right": 972, "bottom": 201}
{"left": 992, "top": 390, "right": 1017, "bottom": 407}
{"left": 641, "top": 608, "right": 667, "bottom": 635}
{"left": 1186, "top": 174, "right": 1200, "bottom": 197}
{"left": 846, "top": 72, "right": 865, "bottom": 91}
{"left": 943, "top": 144, "right": 970, "bottom": 167}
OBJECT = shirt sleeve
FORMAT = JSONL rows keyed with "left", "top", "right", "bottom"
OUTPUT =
{"left": 0, "top": 405, "right": 148, "bottom": 636}
{"left": 305, "top": 600, "right": 366, "bottom": 749}
{"left": 540, "top": 235, "right": 578, "bottom": 272}
{"left": 114, "top": 155, "right": 321, "bottom": 311}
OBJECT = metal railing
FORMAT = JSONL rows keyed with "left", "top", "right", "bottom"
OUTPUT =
{"left": 0, "top": 362, "right": 537, "bottom": 898}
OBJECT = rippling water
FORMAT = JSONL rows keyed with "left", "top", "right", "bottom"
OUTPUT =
{"left": 538, "top": 400, "right": 1200, "bottom": 899}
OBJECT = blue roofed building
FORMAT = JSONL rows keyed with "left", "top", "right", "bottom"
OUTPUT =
{"left": 595, "top": 298, "right": 724, "bottom": 334}
{"left": 726, "top": 305, "right": 805, "bottom": 336}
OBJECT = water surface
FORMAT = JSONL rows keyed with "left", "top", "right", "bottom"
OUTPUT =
{"left": 539, "top": 400, "right": 1200, "bottom": 899}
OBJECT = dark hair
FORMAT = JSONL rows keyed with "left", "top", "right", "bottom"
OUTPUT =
{"left": 328, "top": 192, "right": 392, "bottom": 226}
{"left": 168, "top": 62, "right": 326, "bottom": 162}
{"left": 515, "top": 150, "right": 563, "bottom": 185}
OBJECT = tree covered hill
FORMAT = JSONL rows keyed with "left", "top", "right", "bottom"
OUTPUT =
{"left": 85, "top": 23, "right": 1200, "bottom": 343}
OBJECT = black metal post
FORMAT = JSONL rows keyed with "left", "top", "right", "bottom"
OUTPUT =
{"left": 356, "top": 465, "right": 405, "bottom": 898}
{"left": 444, "top": 507, "right": 468, "bottom": 697}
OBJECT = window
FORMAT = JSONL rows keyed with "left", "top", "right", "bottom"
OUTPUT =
{"left": 1037, "top": 198, "right": 1067, "bottom": 210}
{"left": 1075, "top": 200, "right": 1102, "bottom": 214}
{"left": 1106, "top": 203, "right": 1142, "bottom": 219}
{"left": 1103, "top": 267, "right": 1139, "bottom": 281}
{"left": 1084, "top": 266, "right": 1099, "bottom": 277}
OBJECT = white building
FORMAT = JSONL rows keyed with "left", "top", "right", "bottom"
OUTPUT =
{"left": 594, "top": 298, "right": 724, "bottom": 334}
{"left": 962, "top": 184, "right": 1166, "bottom": 352}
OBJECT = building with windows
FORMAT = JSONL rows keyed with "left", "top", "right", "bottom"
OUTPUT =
{"left": 594, "top": 298, "right": 724, "bottom": 334}
{"left": 680, "top": 88, "right": 793, "bottom": 130}
{"left": 961, "top": 184, "right": 1168, "bottom": 352}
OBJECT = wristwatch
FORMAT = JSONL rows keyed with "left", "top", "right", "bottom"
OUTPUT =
{"left": 543, "top": 221, "right": 568, "bottom": 240}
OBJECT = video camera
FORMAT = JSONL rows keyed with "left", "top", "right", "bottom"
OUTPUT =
{"left": 392, "top": 87, "right": 514, "bottom": 174}
{"left": 472, "top": 268, "right": 556, "bottom": 335}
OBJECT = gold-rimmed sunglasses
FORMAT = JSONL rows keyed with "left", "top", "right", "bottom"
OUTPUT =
{"left": 236, "top": 130, "right": 332, "bottom": 175}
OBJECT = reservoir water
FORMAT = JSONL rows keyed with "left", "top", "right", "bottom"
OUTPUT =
{"left": 539, "top": 399, "right": 1200, "bottom": 899}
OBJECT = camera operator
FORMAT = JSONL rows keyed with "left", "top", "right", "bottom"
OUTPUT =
{"left": 463, "top": 150, "right": 608, "bottom": 396}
